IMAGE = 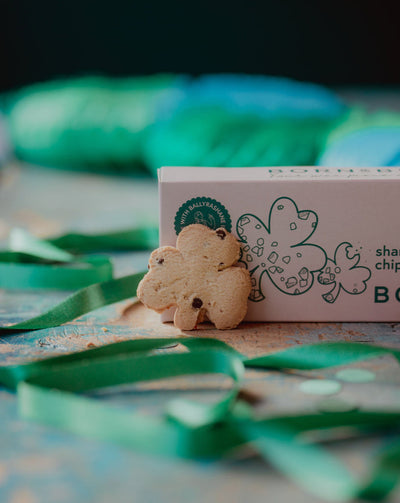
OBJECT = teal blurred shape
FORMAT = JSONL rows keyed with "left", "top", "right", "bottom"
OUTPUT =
{"left": 143, "top": 106, "right": 338, "bottom": 175}
{"left": 318, "top": 109, "right": 400, "bottom": 167}
{"left": 2, "top": 74, "right": 347, "bottom": 175}
{"left": 4, "top": 75, "right": 186, "bottom": 174}
{"left": 143, "top": 74, "right": 345, "bottom": 173}
{"left": 170, "top": 74, "right": 345, "bottom": 119}
{"left": 0, "top": 112, "right": 11, "bottom": 166}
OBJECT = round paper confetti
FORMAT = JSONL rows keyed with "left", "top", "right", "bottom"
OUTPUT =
{"left": 316, "top": 397, "right": 358, "bottom": 413}
{"left": 335, "top": 369, "right": 376, "bottom": 383}
{"left": 299, "top": 379, "right": 342, "bottom": 395}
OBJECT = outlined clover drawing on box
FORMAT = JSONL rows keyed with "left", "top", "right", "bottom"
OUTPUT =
{"left": 237, "top": 197, "right": 327, "bottom": 301}
{"left": 317, "top": 242, "right": 371, "bottom": 303}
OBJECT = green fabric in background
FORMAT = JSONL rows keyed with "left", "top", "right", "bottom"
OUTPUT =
{"left": 143, "top": 106, "right": 337, "bottom": 175}
{"left": 323, "top": 108, "right": 400, "bottom": 146}
{"left": 1, "top": 74, "right": 347, "bottom": 174}
{"left": 4, "top": 74, "right": 185, "bottom": 174}
{"left": 2, "top": 73, "right": 400, "bottom": 175}
{"left": 318, "top": 108, "right": 400, "bottom": 166}
{"left": 0, "top": 111, "right": 11, "bottom": 166}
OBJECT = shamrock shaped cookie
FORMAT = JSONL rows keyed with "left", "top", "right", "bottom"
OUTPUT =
{"left": 137, "top": 224, "right": 251, "bottom": 330}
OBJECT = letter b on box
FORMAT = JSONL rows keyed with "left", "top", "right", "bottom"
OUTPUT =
{"left": 375, "top": 286, "right": 389, "bottom": 303}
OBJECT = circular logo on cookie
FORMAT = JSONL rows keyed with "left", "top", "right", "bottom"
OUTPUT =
{"left": 174, "top": 197, "right": 232, "bottom": 235}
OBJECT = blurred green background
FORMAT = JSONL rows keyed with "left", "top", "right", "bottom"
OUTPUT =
{"left": 0, "top": 0, "right": 399, "bottom": 173}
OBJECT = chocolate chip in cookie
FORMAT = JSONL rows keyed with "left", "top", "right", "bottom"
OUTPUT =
{"left": 192, "top": 297, "right": 203, "bottom": 309}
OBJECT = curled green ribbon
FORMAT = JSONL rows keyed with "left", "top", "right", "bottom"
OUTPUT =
{"left": 0, "top": 228, "right": 149, "bottom": 332}
{"left": 0, "top": 272, "right": 145, "bottom": 332}
{"left": 1, "top": 227, "right": 400, "bottom": 501}
{"left": 1, "top": 338, "right": 400, "bottom": 501}
{"left": 0, "top": 252, "right": 113, "bottom": 290}
{"left": 47, "top": 226, "right": 159, "bottom": 253}
{"left": 0, "top": 226, "right": 158, "bottom": 291}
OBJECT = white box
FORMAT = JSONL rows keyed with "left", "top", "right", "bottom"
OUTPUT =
{"left": 159, "top": 166, "right": 400, "bottom": 322}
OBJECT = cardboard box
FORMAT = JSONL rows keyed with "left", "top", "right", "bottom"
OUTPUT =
{"left": 159, "top": 166, "right": 400, "bottom": 322}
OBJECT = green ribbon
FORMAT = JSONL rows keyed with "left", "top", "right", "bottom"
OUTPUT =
{"left": 0, "top": 272, "right": 145, "bottom": 332}
{"left": 1, "top": 227, "right": 400, "bottom": 501}
{"left": 0, "top": 252, "right": 113, "bottom": 290}
{"left": 47, "top": 226, "right": 159, "bottom": 253}
{"left": 0, "top": 226, "right": 158, "bottom": 290}
{"left": 1, "top": 338, "right": 400, "bottom": 501}
{"left": 244, "top": 341, "right": 400, "bottom": 369}
{"left": 0, "top": 227, "right": 153, "bottom": 329}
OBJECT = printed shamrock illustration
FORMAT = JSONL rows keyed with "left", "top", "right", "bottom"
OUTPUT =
{"left": 137, "top": 224, "right": 251, "bottom": 330}
{"left": 236, "top": 197, "right": 327, "bottom": 301}
{"left": 317, "top": 242, "right": 371, "bottom": 303}
{"left": 193, "top": 211, "right": 216, "bottom": 229}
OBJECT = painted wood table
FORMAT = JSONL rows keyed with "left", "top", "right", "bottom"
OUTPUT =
{"left": 1, "top": 163, "right": 400, "bottom": 503}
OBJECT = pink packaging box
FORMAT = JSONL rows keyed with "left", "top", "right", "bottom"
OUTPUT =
{"left": 159, "top": 166, "right": 400, "bottom": 322}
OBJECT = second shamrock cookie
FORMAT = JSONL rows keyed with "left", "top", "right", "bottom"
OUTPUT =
{"left": 137, "top": 224, "right": 251, "bottom": 330}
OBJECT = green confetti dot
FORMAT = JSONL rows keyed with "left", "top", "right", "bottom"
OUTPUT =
{"left": 299, "top": 379, "right": 342, "bottom": 395}
{"left": 335, "top": 369, "right": 376, "bottom": 383}
{"left": 316, "top": 397, "right": 358, "bottom": 413}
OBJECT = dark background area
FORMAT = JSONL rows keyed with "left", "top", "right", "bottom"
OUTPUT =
{"left": 1, "top": 0, "right": 399, "bottom": 92}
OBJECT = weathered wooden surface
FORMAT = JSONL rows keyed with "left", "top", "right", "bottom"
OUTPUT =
{"left": 1, "top": 163, "right": 400, "bottom": 503}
